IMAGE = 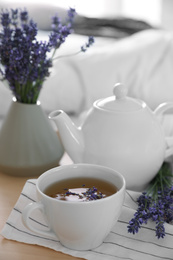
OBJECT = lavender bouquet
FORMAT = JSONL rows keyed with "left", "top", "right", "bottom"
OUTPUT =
{"left": 0, "top": 8, "right": 94, "bottom": 104}
{"left": 128, "top": 162, "right": 173, "bottom": 239}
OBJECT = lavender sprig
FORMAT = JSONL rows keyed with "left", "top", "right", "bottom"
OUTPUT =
{"left": 81, "top": 36, "right": 95, "bottom": 52}
{"left": 65, "top": 186, "right": 105, "bottom": 201}
{"left": 127, "top": 162, "right": 173, "bottom": 239}
{"left": 53, "top": 36, "right": 94, "bottom": 61}
{"left": 0, "top": 8, "right": 94, "bottom": 104}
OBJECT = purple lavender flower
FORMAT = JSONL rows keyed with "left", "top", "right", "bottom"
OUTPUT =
{"left": 155, "top": 222, "right": 165, "bottom": 239}
{"left": 65, "top": 186, "right": 104, "bottom": 201}
{"left": 81, "top": 36, "right": 94, "bottom": 52}
{"left": 67, "top": 8, "right": 76, "bottom": 23}
{"left": 0, "top": 8, "right": 94, "bottom": 104}
{"left": 127, "top": 162, "right": 173, "bottom": 239}
{"left": 1, "top": 11, "right": 11, "bottom": 27}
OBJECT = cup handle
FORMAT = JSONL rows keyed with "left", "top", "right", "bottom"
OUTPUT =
{"left": 22, "top": 202, "right": 58, "bottom": 240}
{"left": 154, "top": 102, "right": 173, "bottom": 160}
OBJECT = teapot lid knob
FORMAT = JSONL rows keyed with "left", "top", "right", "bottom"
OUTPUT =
{"left": 96, "top": 82, "right": 144, "bottom": 111}
{"left": 113, "top": 83, "right": 128, "bottom": 99}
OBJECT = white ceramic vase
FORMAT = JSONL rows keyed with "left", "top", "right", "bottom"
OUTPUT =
{"left": 0, "top": 98, "right": 64, "bottom": 176}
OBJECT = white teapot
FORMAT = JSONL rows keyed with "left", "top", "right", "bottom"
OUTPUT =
{"left": 49, "top": 83, "right": 173, "bottom": 191}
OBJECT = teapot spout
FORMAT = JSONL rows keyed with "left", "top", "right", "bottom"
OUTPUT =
{"left": 49, "top": 110, "right": 84, "bottom": 163}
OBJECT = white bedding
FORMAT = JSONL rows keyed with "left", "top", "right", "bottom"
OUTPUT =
{"left": 39, "top": 29, "right": 173, "bottom": 114}
{"left": 1, "top": 28, "right": 173, "bottom": 116}
{"left": 1, "top": 0, "right": 173, "bottom": 118}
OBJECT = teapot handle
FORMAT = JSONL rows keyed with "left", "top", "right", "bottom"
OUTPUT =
{"left": 154, "top": 102, "right": 173, "bottom": 160}
{"left": 154, "top": 102, "right": 173, "bottom": 117}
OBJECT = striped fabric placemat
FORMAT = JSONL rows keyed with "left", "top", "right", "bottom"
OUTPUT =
{"left": 1, "top": 179, "right": 173, "bottom": 260}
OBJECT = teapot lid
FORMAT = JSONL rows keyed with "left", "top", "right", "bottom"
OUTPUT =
{"left": 96, "top": 83, "right": 146, "bottom": 112}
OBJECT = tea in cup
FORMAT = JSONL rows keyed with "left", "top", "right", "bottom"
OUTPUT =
{"left": 22, "top": 163, "right": 125, "bottom": 250}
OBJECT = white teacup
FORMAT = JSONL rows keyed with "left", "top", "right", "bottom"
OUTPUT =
{"left": 22, "top": 163, "right": 125, "bottom": 250}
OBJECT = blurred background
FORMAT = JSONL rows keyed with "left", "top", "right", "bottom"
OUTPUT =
{"left": 2, "top": 0, "right": 172, "bottom": 31}
{"left": 1, "top": 0, "right": 173, "bottom": 118}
